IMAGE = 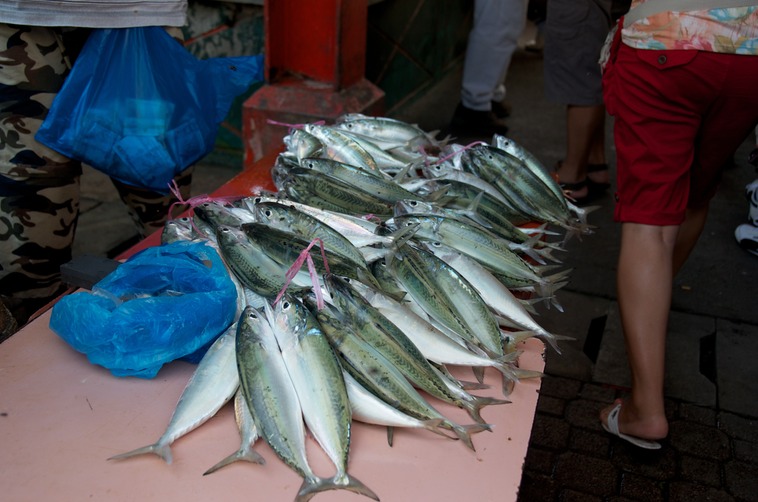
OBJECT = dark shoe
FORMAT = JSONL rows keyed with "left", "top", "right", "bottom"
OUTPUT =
{"left": 491, "top": 100, "right": 512, "bottom": 119}
{"left": 449, "top": 103, "right": 509, "bottom": 138}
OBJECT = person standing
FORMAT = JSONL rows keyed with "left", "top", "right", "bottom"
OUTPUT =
{"left": 0, "top": 1, "right": 191, "bottom": 331}
{"left": 449, "top": 0, "right": 529, "bottom": 138}
{"left": 598, "top": 1, "right": 758, "bottom": 448}
{"left": 544, "top": 0, "right": 613, "bottom": 204}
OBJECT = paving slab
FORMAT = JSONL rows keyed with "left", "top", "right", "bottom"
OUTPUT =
{"left": 716, "top": 320, "right": 758, "bottom": 417}
{"left": 593, "top": 306, "right": 717, "bottom": 407}
{"left": 534, "top": 290, "right": 612, "bottom": 380}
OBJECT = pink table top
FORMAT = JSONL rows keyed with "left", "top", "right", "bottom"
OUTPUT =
{"left": 0, "top": 308, "right": 544, "bottom": 502}
{"left": 1, "top": 157, "right": 545, "bottom": 501}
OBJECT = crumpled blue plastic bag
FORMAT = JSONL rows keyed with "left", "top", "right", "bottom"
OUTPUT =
{"left": 36, "top": 26, "right": 264, "bottom": 192}
{"left": 50, "top": 241, "right": 238, "bottom": 378}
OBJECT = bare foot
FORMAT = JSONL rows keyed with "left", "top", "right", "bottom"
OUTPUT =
{"left": 599, "top": 399, "right": 668, "bottom": 441}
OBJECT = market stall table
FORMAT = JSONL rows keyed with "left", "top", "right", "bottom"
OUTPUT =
{"left": 0, "top": 154, "right": 546, "bottom": 501}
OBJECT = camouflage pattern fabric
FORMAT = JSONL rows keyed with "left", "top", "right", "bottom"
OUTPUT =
{"left": 0, "top": 23, "right": 191, "bottom": 330}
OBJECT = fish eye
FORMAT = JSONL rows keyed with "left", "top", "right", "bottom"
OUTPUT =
{"left": 282, "top": 301, "right": 291, "bottom": 309}
{"left": 431, "top": 241, "right": 441, "bottom": 247}
{"left": 409, "top": 200, "right": 418, "bottom": 206}
{"left": 264, "top": 210, "right": 272, "bottom": 217}
{"left": 248, "top": 312, "right": 258, "bottom": 320}
{"left": 307, "top": 162, "right": 314, "bottom": 168}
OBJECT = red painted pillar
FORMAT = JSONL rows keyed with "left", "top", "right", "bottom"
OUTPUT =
{"left": 243, "top": 0, "right": 385, "bottom": 164}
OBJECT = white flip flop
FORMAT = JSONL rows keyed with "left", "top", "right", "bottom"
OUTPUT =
{"left": 601, "top": 403, "right": 662, "bottom": 450}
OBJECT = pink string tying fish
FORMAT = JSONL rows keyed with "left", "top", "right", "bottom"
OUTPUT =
{"left": 167, "top": 179, "right": 243, "bottom": 237}
{"left": 274, "top": 238, "right": 331, "bottom": 310}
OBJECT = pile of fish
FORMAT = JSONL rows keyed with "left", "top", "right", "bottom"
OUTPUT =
{"left": 108, "top": 114, "right": 591, "bottom": 501}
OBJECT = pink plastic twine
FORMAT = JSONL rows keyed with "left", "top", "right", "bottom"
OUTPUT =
{"left": 433, "top": 140, "right": 487, "bottom": 166}
{"left": 167, "top": 179, "right": 244, "bottom": 236}
{"left": 267, "top": 118, "right": 326, "bottom": 130}
{"left": 273, "top": 238, "right": 331, "bottom": 310}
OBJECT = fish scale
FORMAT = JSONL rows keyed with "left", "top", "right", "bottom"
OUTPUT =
{"left": 299, "top": 157, "right": 417, "bottom": 201}
{"left": 306, "top": 296, "right": 486, "bottom": 451}
{"left": 325, "top": 274, "right": 482, "bottom": 411}
{"left": 251, "top": 200, "right": 368, "bottom": 267}
{"left": 215, "top": 225, "right": 312, "bottom": 297}
{"left": 278, "top": 168, "right": 395, "bottom": 216}
{"left": 235, "top": 306, "right": 323, "bottom": 497}
{"left": 387, "top": 243, "right": 504, "bottom": 358}
{"left": 269, "top": 295, "right": 379, "bottom": 501}
{"left": 390, "top": 213, "right": 544, "bottom": 287}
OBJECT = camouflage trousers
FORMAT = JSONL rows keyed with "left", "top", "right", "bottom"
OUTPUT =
{"left": 0, "top": 24, "right": 191, "bottom": 328}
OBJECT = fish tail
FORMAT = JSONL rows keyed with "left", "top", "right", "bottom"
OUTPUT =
{"left": 514, "top": 368, "right": 545, "bottom": 380}
{"left": 423, "top": 418, "right": 458, "bottom": 440}
{"left": 499, "top": 372, "right": 517, "bottom": 397}
{"left": 491, "top": 354, "right": 521, "bottom": 396}
{"left": 296, "top": 473, "right": 381, "bottom": 502}
{"left": 448, "top": 421, "right": 492, "bottom": 451}
{"left": 463, "top": 395, "right": 510, "bottom": 425}
{"left": 503, "top": 326, "right": 569, "bottom": 356}
{"left": 202, "top": 447, "right": 266, "bottom": 476}
{"left": 538, "top": 331, "right": 575, "bottom": 355}
{"left": 513, "top": 242, "right": 549, "bottom": 265}
{"left": 336, "top": 472, "right": 381, "bottom": 501}
{"left": 107, "top": 442, "right": 173, "bottom": 464}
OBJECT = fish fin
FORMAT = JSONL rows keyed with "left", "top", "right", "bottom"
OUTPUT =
{"left": 334, "top": 472, "right": 381, "bottom": 501}
{"left": 107, "top": 442, "right": 172, "bottom": 464}
{"left": 450, "top": 422, "right": 492, "bottom": 451}
{"left": 471, "top": 366, "right": 485, "bottom": 384}
{"left": 456, "top": 379, "right": 490, "bottom": 391}
{"left": 203, "top": 447, "right": 266, "bottom": 476}
{"left": 514, "top": 368, "right": 545, "bottom": 380}
{"left": 423, "top": 418, "right": 458, "bottom": 440}
{"left": 296, "top": 473, "right": 380, "bottom": 502}
{"left": 463, "top": 395, "right": 511, "bottom": 425}
{"left": 490, "top": 360, "right": 519, "bottom": 397}
{"left": 386, "top": 426, "right": 394, "bottom": 447}
{"left": 502, "top": 377, "right": 516, "bottom": 396}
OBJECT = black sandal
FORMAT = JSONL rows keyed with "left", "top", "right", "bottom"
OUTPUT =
{"left": 587, "top": 163, "right": 611, "bottom": 192}
{"left": 558, "top": 178, "right": 591, "bottom": 205}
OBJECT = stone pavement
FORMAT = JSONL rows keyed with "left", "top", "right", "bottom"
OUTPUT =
{"left": 520, "top": 375, "right": 758, "bottom": 501}
{"left": 71, "top": 46, "right": 758, "bottom": 501}
{"left": 391, "top": 46, "right": 758, "bottom": 502}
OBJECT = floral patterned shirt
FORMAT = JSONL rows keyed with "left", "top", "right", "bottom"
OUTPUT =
{"left": 622, "top": 0, "right": 758, "bottom": 54}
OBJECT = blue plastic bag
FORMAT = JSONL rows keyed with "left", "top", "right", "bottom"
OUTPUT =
{"left": 36, "top": 27, "right": 263, "bottom": 192}
{"left": 50, "top": 241, "right": 238, "bottom": 378}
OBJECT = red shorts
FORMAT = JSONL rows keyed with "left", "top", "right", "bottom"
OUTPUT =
{"left": 605, "top": 43, "right": 758, "bottom": 225}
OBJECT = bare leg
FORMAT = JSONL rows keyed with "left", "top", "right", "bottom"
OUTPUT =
{"left": 555, "top": 104, "right": 606, "bottom": 198}
{"left": 600, "top": 222, "right": 676, "bottom": 440}
{"left": 587, "top": 113, "right": 610, "bottom": 186}
{"left": 673, "top": 205, "right": 709, "bottom": 274}
{"left": 600, "top": 204, "right": 710, "bottom": 438}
